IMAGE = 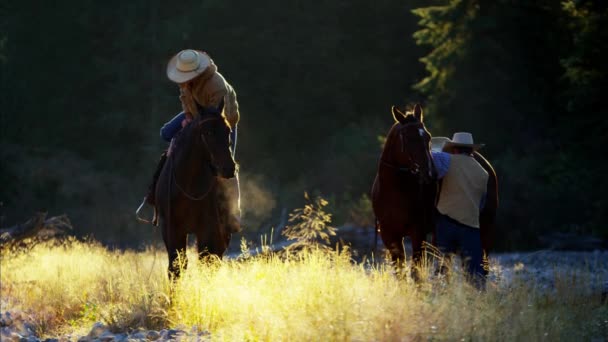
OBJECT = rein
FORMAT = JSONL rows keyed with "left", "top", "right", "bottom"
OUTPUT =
{"left": 380, "top": 121, "right": 436, "bottom": 183}
{"left": 380, "top": 126, "right": 422, "bottom": 176}
{"left": 380, "top": 158, "right": 421, "bottom": 175}
{"left": 169, "top": 116, "right": 220, "bottom": 201}
{"left": 170, "top": 157, "right": 216, "bottom": 201}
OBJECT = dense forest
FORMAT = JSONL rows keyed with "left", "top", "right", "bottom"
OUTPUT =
{"left": 1, "top": 0, "right": 606, "bottom": 250}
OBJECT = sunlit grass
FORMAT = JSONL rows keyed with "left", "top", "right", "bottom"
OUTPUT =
{"left": 1, "top": 238, "right": 606, "bottom": 340}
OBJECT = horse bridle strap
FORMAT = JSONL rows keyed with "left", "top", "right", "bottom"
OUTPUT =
{"left": 380, "top": 158, "right": 420, "bottom": 175}
{"left": 197, "top": 115, "right": 223, "bottom": 152}
{"left": 390, "top": 121, "right": 425, "bottom": 174}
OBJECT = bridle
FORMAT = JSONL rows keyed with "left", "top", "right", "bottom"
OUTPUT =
{"left": 380, "top": 122, "right": 435, "bottom": 184}
{"left": 381, "top": 122, "right": 426, "bottom": 176}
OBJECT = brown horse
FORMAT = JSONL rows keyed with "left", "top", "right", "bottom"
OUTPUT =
{"left": 371, "top": 104, "right": 437, "bottom": 278}
{"left": 155, "top": 111, "right": 236, "bottom": 280}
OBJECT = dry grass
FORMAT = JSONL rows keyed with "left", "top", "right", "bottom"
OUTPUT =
{"left": 1, "top": 238, "right": 606, "bottom": 341}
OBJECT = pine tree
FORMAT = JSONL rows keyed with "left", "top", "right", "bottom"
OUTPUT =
{"left": 411, "top": 0, "right": 600, "bottom": 248}
{"left": 560, "top": 0, "right": 608, "bottom": 236}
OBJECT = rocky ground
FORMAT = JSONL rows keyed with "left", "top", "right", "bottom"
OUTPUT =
{"left": 490, "top": 250, "right": 608, "bottom": 293}
{"left": 0, "top": 317, "right": 212, "bottom": 342}
{"left": 2, "top": 248, "right": 606, "bottom": 341}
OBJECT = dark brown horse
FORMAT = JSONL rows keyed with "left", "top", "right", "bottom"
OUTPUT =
{"left": 155, "top": 111, "right": 236, "bottom": 279}
{"left": 372, "top": 105, "right": 499, "bottom": 278}
{"left": 371, "top": 104, "right": 437, "bottom": 278}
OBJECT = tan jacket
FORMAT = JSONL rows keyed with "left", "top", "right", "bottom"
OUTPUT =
{"left": 437, "top": 154, "right": 489, "bottom": 228}
{"left": 191, "top": 61, "right": 240, "bottom": 129}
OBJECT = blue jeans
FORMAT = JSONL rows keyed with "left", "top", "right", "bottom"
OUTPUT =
{"left": 435, "top": 214, "right": 486, "bottom": 287}
{"left": 160, "top": 112, "right": 186, "bottom": 142}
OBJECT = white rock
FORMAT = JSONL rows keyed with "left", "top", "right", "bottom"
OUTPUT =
{"left": 158, "top": 329, "right": 168, "bottom": 338}
{"left": 9, "top": 332, "right": 24, "bottom": 342}
{"left": 13, "top": 320, "right": 35, "bottom": 337}
{"left": 87, "top": 322, "right": 106, "bottom": 339}
{"left": 164, "top": 329, "right": 184, "bottom": 340}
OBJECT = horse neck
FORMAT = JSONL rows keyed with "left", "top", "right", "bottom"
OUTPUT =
{"left": 379, "top": 132, "right": 403, "bottom": 176}
{"left": 171, "top": 124, "right": 214, "bottom": 187}
{"left": 378, "top": 132, "right": 418, "bottom": 186}
{"left": 380, "top": 128, "right": 399, "bottom": 164}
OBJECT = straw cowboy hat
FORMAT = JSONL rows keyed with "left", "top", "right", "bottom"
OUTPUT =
{"left": 432, "top": 132, "right": 484, "bottom": 152}
{"left": 431, "top": 136, "right": 451, "bottom": 152}
{"left": 166, "top": 49, "right": 211, "bottom": 83}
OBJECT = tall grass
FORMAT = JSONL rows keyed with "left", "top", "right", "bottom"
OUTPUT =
{"left": 1, "top": 238, "right": 606, "bottom": 340}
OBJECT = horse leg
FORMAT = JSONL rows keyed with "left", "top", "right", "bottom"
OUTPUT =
{"left": 410, "top": 228, "right": 425, "bottom": 283}
{"left": 380, "top": 228, "right": 406, "bottom": 278}
{"left": 162, "top": 222, "right": 188, "bottom": 281}
{"left": 196, "top": 232, "right": 212, "bottom": 261}
{"left": 196, "top": 229, "right": 230, "bottom": 261}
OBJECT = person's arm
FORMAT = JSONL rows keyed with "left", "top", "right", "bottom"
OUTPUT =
{"left": 160, "top": 112, "right": 186, "bottom": 142}
{"left": 223, "top": 82, "right": 240, "bottom": 129}
{"left": 431, "top": 151, "right": 451, "bottom": 179}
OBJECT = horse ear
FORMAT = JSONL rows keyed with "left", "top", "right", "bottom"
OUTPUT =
{"left": 392, "top": 105, "right": 406, "bottom": 123}
{"left": 413, "top": 104, "right": 423, "bottom": 122}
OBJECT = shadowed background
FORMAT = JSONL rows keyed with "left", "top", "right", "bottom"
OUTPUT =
{"left": 1, "top": 0, "right": 606, "bottom": 250}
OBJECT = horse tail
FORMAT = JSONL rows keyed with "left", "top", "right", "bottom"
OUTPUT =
{"left": 374, "top": 218, "right": 380, "bottom": 256}
{"left": 473, "top": 151, "right": 498, "bottom": 252}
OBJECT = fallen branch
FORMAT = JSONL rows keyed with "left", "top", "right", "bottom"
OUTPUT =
{"left": 0, "top": 212, "right": 72, "bottom": 245}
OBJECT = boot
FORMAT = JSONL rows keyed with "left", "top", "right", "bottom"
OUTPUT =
{"left": 147, "top": 151, "right": 168, "bottom": 206}
{"left": 136, "top": 151, "right": 168, "bottom": 225}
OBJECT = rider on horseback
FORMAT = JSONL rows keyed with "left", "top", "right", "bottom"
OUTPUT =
{"left": 137, "top": 49, "right": 241, "bottom": 230}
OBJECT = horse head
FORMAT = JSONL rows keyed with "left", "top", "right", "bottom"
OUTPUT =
{"left": 194, "top": 113, "right": 236, "bottom": 179}
{"left": 384, "top": 104, "right": 436, "bottom": 184}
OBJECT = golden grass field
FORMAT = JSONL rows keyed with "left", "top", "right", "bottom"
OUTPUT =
{"left": 1, "top": 238, "right": 607, "bottom": 341}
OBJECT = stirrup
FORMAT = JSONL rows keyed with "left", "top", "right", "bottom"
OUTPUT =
{"left": 135, "top": 197, "right": 156, "bottom": 225}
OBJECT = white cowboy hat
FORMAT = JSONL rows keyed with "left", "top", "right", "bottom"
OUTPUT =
{"left": 431, "top": 136, "right": 451, "bottom": 152}
{"left": 166, "top": 49, "right": 211, "bottom": 83}
{"left": 442, "top": 132, "right": 485, "bottom": 151}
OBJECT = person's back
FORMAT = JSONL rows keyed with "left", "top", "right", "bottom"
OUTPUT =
{"left": 437, "top": 153, "right": 488, "bottom": 228}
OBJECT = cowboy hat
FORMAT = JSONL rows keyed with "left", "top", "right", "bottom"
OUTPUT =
{"left": 166, "top": 49, "right": 211, "bottom": 83}
{"left": 442, "top": 132, "right": 485, "bottom": 152}
{"left": 431, "top": 136, "right": 451, "bottom": 152}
